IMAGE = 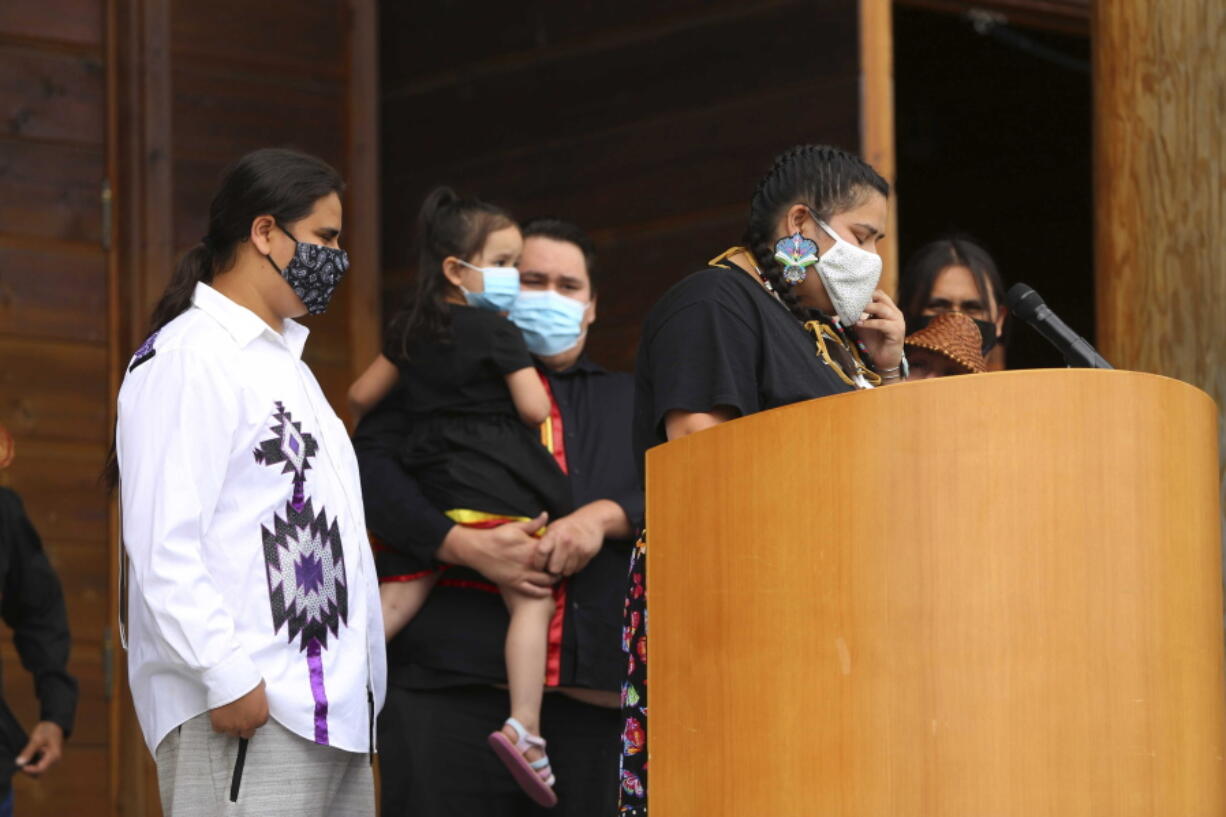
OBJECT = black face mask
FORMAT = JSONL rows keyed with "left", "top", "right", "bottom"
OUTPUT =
{"left": 909, "top": 313, "right": 999, "bottom": 354}
{"left": 265, "top": 225, "right": 349, "bottom": 315}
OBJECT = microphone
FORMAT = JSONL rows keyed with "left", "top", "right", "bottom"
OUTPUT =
{"left": 1006, "top": 283, "right": 1113, "bottom": 369}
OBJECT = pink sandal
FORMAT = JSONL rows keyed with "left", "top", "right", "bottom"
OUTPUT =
{"left": 487, "top": 717, "right": 558, "bottom": 808}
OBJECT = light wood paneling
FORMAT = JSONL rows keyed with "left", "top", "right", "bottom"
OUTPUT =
{"left": 648, "top": 370, "right": 1226, "bottom": 815}
{"left": 1092, "top": 0, "right": 1226, "bottom": 530}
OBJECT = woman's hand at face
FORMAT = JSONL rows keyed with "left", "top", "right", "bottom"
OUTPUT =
{"left": 855, "top": 290, "right": 906, "bottom": 371}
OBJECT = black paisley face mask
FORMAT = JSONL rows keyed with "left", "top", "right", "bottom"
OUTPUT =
{"left": 265, "top": 225, "right": 350, "bottom": 315}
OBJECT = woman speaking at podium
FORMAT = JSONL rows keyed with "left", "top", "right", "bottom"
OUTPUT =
{"left": 618, "top": 144, "right": 903, "bottom": 816}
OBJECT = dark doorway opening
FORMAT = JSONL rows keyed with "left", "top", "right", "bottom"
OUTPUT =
{"left": 894, "top": 7, "right": 1093, "bottom": 369}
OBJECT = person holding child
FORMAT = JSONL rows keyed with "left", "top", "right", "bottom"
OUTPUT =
{"left": 352, "top": 195, "right": 639, "bottom": 816}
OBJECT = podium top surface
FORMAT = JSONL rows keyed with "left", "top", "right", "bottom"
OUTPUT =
{"left": 645, "top": 367, "right": 1216, "bottom": 469}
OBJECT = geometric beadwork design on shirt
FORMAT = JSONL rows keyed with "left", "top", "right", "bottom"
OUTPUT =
{"left": 261, "top": 497, "right": 349, "bottom": 651}
{"left": 252, "top": 401, "right": 319, "bottom": 512}
{"left": 252, "top": 400, "right": 344, "bottom": 745}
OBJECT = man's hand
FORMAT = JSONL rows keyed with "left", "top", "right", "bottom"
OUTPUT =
{"left": 538, "top": 500, "right": 634, "bottom": 577}
{"left": 437, "top": 512, "right": 555, "bottom": 598}
{"left": 15, "top": 721, "right": 63, "bottom": 777}
{"left": 536, "top": 502, "right": 613, "bottom": 576}
{"left": 209, "top": 681, "right": 269, "bottom": 739}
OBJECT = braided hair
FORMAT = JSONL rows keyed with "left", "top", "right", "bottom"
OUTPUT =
{"left": 742, "top": 144, "right": 889, "bottom": 322}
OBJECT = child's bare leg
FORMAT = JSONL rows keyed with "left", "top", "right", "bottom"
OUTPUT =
{"left": 499, "top": 586, "right": 557, "bottom": 763}
{"left": 380, "top": 572, "right": 439, "bottom": 641}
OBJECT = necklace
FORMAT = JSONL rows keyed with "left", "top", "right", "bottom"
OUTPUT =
{"left": 708, "top": 246, "right": 780, "bottom": 298}
{"left": 805, "top": 319, "right": 881, "bottom": 389}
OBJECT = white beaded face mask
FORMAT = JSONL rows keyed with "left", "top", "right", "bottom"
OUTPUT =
{"left": 810, "top": 214, "right": 882, "bottom": 326}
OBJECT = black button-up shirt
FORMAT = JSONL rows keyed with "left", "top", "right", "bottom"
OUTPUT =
{"left": 353, "top": 357, "right": 642, "bottom": 692}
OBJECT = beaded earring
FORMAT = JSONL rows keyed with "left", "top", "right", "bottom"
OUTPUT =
{"left": 773, "top": 232, "right": 820, "bottom": 286}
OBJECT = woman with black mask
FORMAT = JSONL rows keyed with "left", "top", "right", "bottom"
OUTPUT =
{"left": 898, "top": 236, "right": 1009, "bottom": 370}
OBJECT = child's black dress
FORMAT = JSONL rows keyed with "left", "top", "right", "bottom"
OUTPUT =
{"left": 372, "top": 305, "right": 572, "bottom": 578}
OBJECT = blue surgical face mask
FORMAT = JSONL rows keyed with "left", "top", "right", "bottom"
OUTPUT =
{"left": 508, "top": 290, "right": 588, "bottom": 357}
{"left": 458, "top": 260, "right": 519, "bottom": 312}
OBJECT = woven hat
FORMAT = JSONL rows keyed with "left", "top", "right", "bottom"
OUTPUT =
{"left": 904, "top": 312, "right": 987, "bottom": 374}
{"left": 0, "top": 423, "right": 12, "bottom": 470}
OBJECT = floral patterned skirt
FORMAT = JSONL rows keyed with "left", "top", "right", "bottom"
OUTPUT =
{"left": 618, "top": 535, "right": 648, "bottom": 815}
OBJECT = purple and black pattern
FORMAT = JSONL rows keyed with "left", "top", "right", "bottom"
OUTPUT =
{"left": 129, "top": 330, "right": 160, "bottom": 372}
{"left": 253, "top": 402, "right": 319, "bottom": 513}
{"left": 261, "top": 497, "right": 349, "bottom": 651}
{"left": 254, "top": 400, "right": 346, "bottom": 744}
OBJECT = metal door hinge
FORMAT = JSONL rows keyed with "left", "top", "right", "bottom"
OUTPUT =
{"left": 103, "top": 626, "right": 115, "bottom": 700}
{"left": 101, "top": 179, "right": 113, "bottom": 251}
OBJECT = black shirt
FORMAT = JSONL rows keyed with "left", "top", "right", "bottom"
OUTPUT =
{"left": 381, "top": 305, "right": 534, "bottom": 418}
{"left": 364, "top": 304, "right": 571, "bottom": 524}
{"left": 634, "top": 263, "right": 853, "bottom": 467}
{"left": 0, "top": 488, "right": 78, "bottom": 784}
{"left": 354, "top": 357, "right": 642, "bottom": 692}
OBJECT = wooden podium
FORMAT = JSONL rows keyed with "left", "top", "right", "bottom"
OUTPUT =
{"left": 646, "top": 370, "right": 1226, "bottom": 816}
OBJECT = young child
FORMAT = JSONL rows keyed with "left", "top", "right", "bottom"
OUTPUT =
{"left": 349, "top": 187, "right": 571, "bottom": 808}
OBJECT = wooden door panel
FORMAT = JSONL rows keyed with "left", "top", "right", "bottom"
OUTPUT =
{"left": 170, "top": 0, "right": 344, "bottom": 77}
{"left": 0, "top": 244, "right": 108, "bottom": 344}
{"left": 10, "top": 746, "right": 109, "bottom": 812}
{"left": 0, "top": 337, "right": 108, "bottom": 444}
{"left": 170, "top": 67, "right": 344, "bottom": 167}
{"left": 36, "top": 539, "right": 110, "bottom": 646}
{"left": 0, "top": 140, "right": 104, "bottom": 244}
{"left": 0, "top": 0, "right": 103, "bottom": 46}
{"left": 0, "top": 45, "right": 105, "bottom": 145}
{"left": 1, "top": 441, "right": 108, "bottom": 545}
{"left": 0, "top": 643, "right": 107, "bottom": 746}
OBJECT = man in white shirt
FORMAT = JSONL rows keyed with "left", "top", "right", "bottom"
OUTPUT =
{"left": 115, "top": 149, "right": 385, "bottom": 817}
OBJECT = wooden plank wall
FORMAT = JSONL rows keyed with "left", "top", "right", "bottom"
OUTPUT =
{"left": 1092, "top": 0, "right": 1226, "bottom": 564}
{"left": 379, "top": 0, "right": 866, "bottom": 373}
{"left": 0, "top": 0, "right": 112, "bottom": 813}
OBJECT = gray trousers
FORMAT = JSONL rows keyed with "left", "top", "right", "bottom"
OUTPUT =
{"left": 156, "top": 714, "right": 374, "bottom": 817}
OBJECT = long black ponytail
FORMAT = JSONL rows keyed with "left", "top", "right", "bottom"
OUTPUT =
{"left": 105, "top": 147, "right": 344, "bottom": 491}
{"left": 743, "top": 144, "right": 889, "bottom": 322}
